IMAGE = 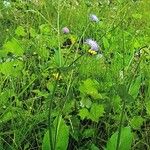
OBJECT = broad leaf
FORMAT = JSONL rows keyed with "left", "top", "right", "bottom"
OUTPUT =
{"left": 79, "top": 108, "right": 89, "bottom": 120}
{"left": 15, "top": 26, "right": 26, "bottom": 37}
{"left": 80, "top": 98, "right": 92, "bottom": 108}
{"left": 3, "top": 39, "right": 24, "bottom": 56}
{"left": 0, "top": 60, "right": 24, "bottom": 77}
{"left": 90, "top": 144, "right": 99, "bottom": 150}
{"left": 42, "top": 117, "right": 69, "bottom": 150}
{"left": 39, "top": 24, "right": 51, "bottom": 34}
{"left": 89, "top": 103, "right": 104, "bottom": 122}
{"left": 79, "top": 79, "right": 102, "bottom": 99}
{"left": 106, "top": 127, "right": 133, "bottom": 150}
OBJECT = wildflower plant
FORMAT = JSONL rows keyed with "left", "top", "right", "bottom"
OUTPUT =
{"left": 85, "top": 39, "right": 100, "bottom": 55}
{"left": 89, "top": 14, "right": 99, "bottom": 23}
{"left": 61, "top": 27, "right": 70, "bottom": 34}
{"left": 0, "top": 1, "right": 149, "bottom": 150}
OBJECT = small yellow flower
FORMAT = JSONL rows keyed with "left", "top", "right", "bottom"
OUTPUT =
{"left": 70, "top": 36, "right": 76, "bottom": 44}
{"left": 52, "top": 73, "right": 62, "bottom": 80}
{"left": 88, "top": 49, "right": 97, "bottom": 55}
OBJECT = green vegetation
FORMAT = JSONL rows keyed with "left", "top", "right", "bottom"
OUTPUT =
{"left": 0, "top": 0, "right": 150, "bottom": 150}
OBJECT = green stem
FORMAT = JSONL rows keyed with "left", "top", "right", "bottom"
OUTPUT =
{"left": 57, "top": 1, "right": 61, "bottom": 67}
{"left": 52, "top": 10, "right": 91, "bottom": 150}
{"left": 116, "top": 15, "right": 126, "bottom": 150}
{"left": 116, "top": 100, "right": 126, "bottom": 150}
{"left": 48, "top": 71, "right": 61, "bottom": 150}
{"left": 116, "top": 47, "right": 146, "bottom": 150}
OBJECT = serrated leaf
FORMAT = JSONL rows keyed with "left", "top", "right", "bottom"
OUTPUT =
{"left": 79, "top": 79, "right": 102, "bottom": 99}
{"left": 15, "top": 26, "right": 26, "bottom": 37}
{"left": 89, "top": 103, "right": 104, "bottom": 122}
{"left": 78, "top": 108, "right": 89, "bottom": 120}
{"left": 106, "top": 127, "right": 133, "bottom": 150}
{"left": 39, "top": 24, "right": 51, "bottom": 34}
{"left": 80, "top": 98, "right": 92, "bottom": 108}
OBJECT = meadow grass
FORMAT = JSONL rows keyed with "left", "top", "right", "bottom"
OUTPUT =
{"left": 0, "top": 0, "right": 150, "bottom": 150}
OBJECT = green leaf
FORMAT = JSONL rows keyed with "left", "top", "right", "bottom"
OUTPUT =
{"left": 90, "top": 144, "right": 99, "bottom": 150}
{"left": 39, "top": 24, "right": 51, "bottom": 34}
{"left": 78, "top": 108, "right": 89, "bottom": 120}
{"left": 117, "top": 84, "right": 128, "bottom": 99}
{"left": 130, "top": 116, "right": 144, "bottom": 130}
{"left": 79, "top": 79, "right": 102, "bottom": 99}
{"left": 89, "top": 103, "right": 104, "bottom": 122}
{"left": 80, "top": 98, "right": 92, "bottom": 108}
{"left": 42, "top": 130, "right": 51, "bottom": 150}
{"left": 117, "top": 84, "right": 134, "bottom": 102}
{"left": 3, "top": 39, "right": 24, "bottom": 56}
{"left": 106, "top": 127, "right": 133, "bottom": 150}
{"left": 47, "top": 81, "right": 54, "bottom": 92}
{"left": 129, "top": 76, "right": 141, "bottom": 99}
{"left": 42, "top": 117, "right": 69, "bottom": 150}
{"left": 54, "top": 117, "right": 69, "bottom": 150}
{"left": 112, "top": 96, "right": 121, "bottom": 113}
{"left": 0, "top": 60, "right": 24, "bottom": 77}
{"left": 54, "top": 49, "right": 63, "bottom": 67}
{"left": 15, "top": 26, "right": 26, "bottom": 37}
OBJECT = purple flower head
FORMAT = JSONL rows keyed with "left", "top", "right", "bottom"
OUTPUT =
{"left": 89, "top": 14, "right": 99, "bottom": 23}
{"left": 85, "top": 39, "right": 99, "bottom": 51}
{"left": 62, "top": 27, "right": 70, "bottom": 34}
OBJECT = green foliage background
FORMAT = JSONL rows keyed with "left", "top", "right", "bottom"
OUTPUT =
{"left": 0, "top": 0, "right": 149, "bottom": 150}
